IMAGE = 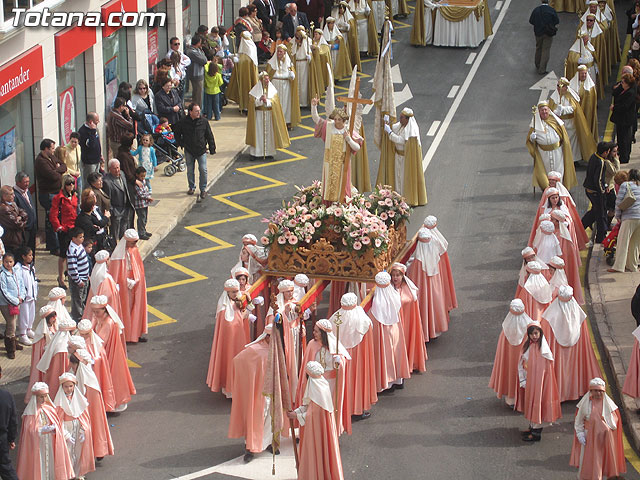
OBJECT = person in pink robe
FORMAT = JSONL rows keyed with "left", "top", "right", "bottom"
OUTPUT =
{"left": 232, "top": 266, "right": 252, "bottom": 294}
{"left": 541, "top": 285, "right": 601, "bottom": 402}
{"left": 422, "top": 215, "right": 458, "bottom": 312}
{"left": 329, "top": 292, "right": 377, "bottom": 430}
{"left": 532, "top": 220, "right": 562, "bottom": 265}
{"left": 90, "top": 295, "right": 136, "bottom": 412}
{"left": 36, "top": 316, "right": 76, "bottom": 400}
{"left": 77, "top": 318, "right": 116, "bottom": 412}
{"left": 16, "top": 382, "right": 75, "bottom": 480}
{"left": 622, "top": 323, "right": 640, "bottom": 409}
{"left": 287, "top": 361, "right": 345, "bottom": 480}
{"left": 82, "top": 250, "right": 124, "bottom": 323}
{"left": 516, "top": 322, "right": 562, "bottom": 442}
{"left": 407, "top": 228, "right": 450, "bottom": 341}
{"left": 570, "top": 378, "right": 626, "bottom": 479}
{"left": 108, "top": 229, "right": 148, "bottom": 343}
{"left": 390, "top": 262, "right": 427, "bottom": 373}
{"left": 70, "top": 348, "right": 115, "bottom": 459}
{"left": 550, "top": 209, "right": 584, "bottom": 305}
{"left": 516, "top": 246, "right": 551, "bottom": 288}
{"left": 515, "top": 261, "right": 553, "bottom": 323}
{"left": 228, "top": 325, "right": 272, "bottom": 462}
{"left": 369, "top": 271, "right": 410, "bottom": 392}
{"left": 489, "top": 299, "right": 535, "bottom": 406}
{"left": 296, "top": 319, "right": 350, "bottom": 435}
{"left": 46, "top": 286, "right": 73, "bottom": 325}
{"left": 207, "top": 278, "right": 251, "bottom": 397}
{"left": 547, "top": 256, "right": 569, "bottom": 299}
{"left": 25, "top": 305, "right": 57, "bottom": 405}
{"left": 54, "top": 372, "right": 95, "bottom": 478}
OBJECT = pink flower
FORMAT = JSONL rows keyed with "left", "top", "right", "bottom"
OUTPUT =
{"left": 361, "top": 236, "right": 371, "bottom": 245}
{"left": 278, "top": 236, "right": 287, "bottom": 245}
{"left": 287, "top": 207, "right": 296, "bottom": 215}
{"left": 314, "top": 220, "right": 321, "bottom": 228}
{"left": 385, "top": 198, "right": 394, "bottom": 206}
{"left": 261, "top": 236, "right": 269, "bottom": 245}
{"left": 350, "top": 231, "right": 358, "bottom": 237}
{"left": 365, "top": 201, "right": 372, "bottom": 209}
{"left": 370, "top": 223, "right": 379, "bottom": 232}
{"left": 389, "top": 210, "right": 395, "bottom": 217}
{"left": 353, "top": 241, "right": 362, "bottom": 250}
{"left": 380, "top": 212, "right": 388, "bottom": 220}
{"left": 305, "top": 236, "right": 312, "bottom": 243}
{"left": 334, "top": 208, "right": 343, "bottom": 217}
{"left": 288, "top": 236, "right": 298, "bottom": 245}
{"left": 311, "top": 211, "right": 318, "bottom": 219}
{"left": 288, "top": 220, "right": 297, "bottom": 227}
{"left": 300, "top": 194, "right": 307, "bottom": 204}
{"left": 375, "top": 238, "right": 382, "bottom": 248}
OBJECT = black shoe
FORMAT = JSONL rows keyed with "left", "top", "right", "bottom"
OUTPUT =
{"left": 266, "top": 444, "right": 280, "bottom": 455}
{"left": 138, "top": 336, "right": 148, "bottom": 343}
{"left": 139, "top": 234, "right": 151, "bottom": 240}
{"left": 200, "top": 191, "right": 207, "bottom": 199}
{"left": 187, "top": 188, "right": 195, "bottom": 195}
{"left": 353, "top": 411, "right": 371, "bottom": 421}
{"left": 96, "top": 457, "right": 104, "bottom": 462}
{"left": 520, "top": 427, "right": 532, "bottom": 437}
{"left": 243, "top": 451, "right": 254, "bottom": 463}
{"left": 522, "top": 428, "right": 542, "bottom": 442}
{"left": 394, "top": 383, "right": 404, "bottom": 390}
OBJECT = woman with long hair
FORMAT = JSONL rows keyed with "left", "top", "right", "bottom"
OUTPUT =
{"left": 49, "top": 175, "right": 78, "bottom": 289}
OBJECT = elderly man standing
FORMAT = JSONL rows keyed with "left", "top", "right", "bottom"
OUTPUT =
{"left": 35, "top": 138, "right": 67, "bottom": 255}
{"left": 283, "top": 3, "right": 310, "bottom": 40}
{"left": 382, "top": 107, "right": 427, "bottom": 206}
{"left": 526, "top": 101, "right": 576, "bottom": 191}
{"left": 173, "top": 103, "right": 216, "bottom": 201}
{"left": 0, "top": 187, "right": 27, "bottom": 254}
{"left": 102, "top": 159, "right": 133, "bottom": 242}
{"left": 13, "top": 172, "right": 36, "bottom": 254}
{"left": 529, "top": 0, "right": 559, "bottom": 75}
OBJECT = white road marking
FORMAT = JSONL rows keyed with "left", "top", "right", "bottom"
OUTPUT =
{"left": 465, "top": 52, "right": 477, "bottom": 65}
{"left": 529, "top": 71, "right": 558, "bottom": 103}
{"left": 427, "top": 121, "right": 441, "bottom": 136}
{"left": 447, "top": 85, "right": 460, "bottom": 98}
{"left": 391, "top": 63, "right": 403, "bottom": 83}
{"left": 363, "top": 84, "right": 413, "bottom": 114}
{"left": 423, "top": 0, "right": 513, "bottom": 171}
{"left": 172, "top": 437, "right": 298, "bottom": 480}
{"left": 495, "top": 0, "right": 503, "bottom": 9}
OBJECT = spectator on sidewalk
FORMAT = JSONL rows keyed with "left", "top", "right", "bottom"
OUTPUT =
{"left": 0, "top": 252, "right": 25, "bottom": 360}
{"left": 13, "top": 172, "right": 36, "bottom": 255}
{"left": 130, "top": 133, "right": 157, "bottom": 193}
{"left": 604, "top": 142, "right": 621, "bottom": 227}
{"left": 529, "top": 0, "right": 558, "bottom": 76}
{"left": 133, "top": 167, "right": 153, "bottom": 240}
{"left": 0, "top": 366, "right": 18, "bottom": 478}
{"left": 611, "top": 73, "right": 638, "bottom": 164}
{"left": 53, "top": 145, "right": 79, "bottom": 197}
{"left": 67, "top": 228, "right": 90, "bottom": 323}
{"left": 632, "top": 283, "right": 640, "bottom": 326}
{"left": 203, "top": 59, "right": 224, "bottom": 121}
{"left": 64, "top": 133, "right": 82, "bottom": 192}
{"left": 78, "top": 112, "right": 103, "bottom": 181}
{"left": 609, "top": 169, "right": 640, "bottom": 273}
{"left": 102, "top": 159, "right": 133, "bottom": 243}
{"left": 116, "top": 134, "right": 138, "bottom": 188}
{"left": 0, "top": 186, "right": 27, "bottom": 255}
{"left": 173, "top": 103, "right": 216, "bottom": 200}
{"left": 35, "top": 138, "right": 67, "bottom": 255}
{"left": 50, "top": 175, "right": 78, "bottom": 289}
{"left": 75, "top": 189, "right": 109, "bottom": 253}
{"left": 165, "top": 36, "right": 191, "bottom": 75}
{"left": 186, "top": 35, "right": 208, "bottom": 108}
{"left": 582, "top": 142, "right": 610, "bottom": 245}
{"left": 130, "top": 79, "right": 157, "bottom": 121}
{"left": 155, "top": 79, "right": 183, "bottom": 126}
{"left": 106, "top": 97, "right": 134, "bottom": 159}
{"left": 15, "top": 246, "right": 36, "bottom": 347}
{"left": 282, "top": 3, "right": 310, "bottom": 40}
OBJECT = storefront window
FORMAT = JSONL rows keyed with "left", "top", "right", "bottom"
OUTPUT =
{"left": 102, "top": 29, "right": 129, "bottom": 115}
{"left": 0, "top": 90, "right": 34, "bottom": 182}
{"left": 148, "top": 1, "right": 168, "bottom": 81}
{"left": 56, "top": 54, "right": 87, "bottom": 145}
{"left": 222, "top": 0, "right": 236, "bottom": 29}
{"left": 182, "top": 0, "right": 200, "bottom": 46}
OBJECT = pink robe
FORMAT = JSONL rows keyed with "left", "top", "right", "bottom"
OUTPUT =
{"left": 57, "top": 408, "right": 95, "bottom": 477}
{"left": 407, "top": 258, "right": 450, "bottom": 341}
{"left": 623, "top": 338, "right": 640, "bottom": 399}
{"left": 370, "top": 314, "right": 411, "bottom": 392}
{"left": 25, "top": 338, "right": 46, "bottom": 405}
{"left": 108, "top": 247, "right": 148, "bottom": 343}
{"left": 16, "top": 404, "right": 75, "bottom": 480}
{"left": 515, "top": 287, "right": 549, "bottom": 323}
{"left": 298, "top": 401, "right": 344, "bottom": 480}
{"left": 343, "top": 327, "right": 377, "bottom": 431}
{"left": 515, "top": 344, "right": 562, "bottom": 424}
{"left": 397, "top": 283, "right": 427, "bottom": 372}
{"left": 550, "top": 322, "right": 602, "bottom": 402}
{"left": 228, "top": 340, "right": 270, "bottom": 452}
{"left": 82, "top": 275, "right": 124, "bottom": 326}
{"left": 437, "top": 252, "right": 457, "bottom": 312}
{"left": 531, "top": 193, "right": 589, "bottom": 250}
{"left": 569, "top": 400, "right": 626, "bottom": 479}
{"left": 92, "top": 314, "right": 136, "bottom": 406}
{"left": 489, "top": 332, "right": 526, "bottom": 403}
{"left": 206, "top": 305, "right": 250, "bottom": 395}
{"left": 556, "top": 232, "right": 584, "bottom": 306}
{"left": 83, "top": 337, "right": 116, "bottom": 412}
{"left": 41, "top": 353, "right": 68, "bottom": 402}
{"left": 85, "top": 386, "right": 114, "bottom": 458}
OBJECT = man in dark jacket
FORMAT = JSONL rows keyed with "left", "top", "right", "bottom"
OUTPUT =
{"left": 173, "top": 103, "right": 216, "bottom": 200}
{"left": 611, "top": 73, "right": 638, "bottom": 164}
{"left": 296, "top": 0, "right": 324, "bottom": 30}
{"left": 255, "top": 0, "right": 278, "bottom": 39}
{"left": 0, "top": 367, "right": 17, "bottom": 480}
{"left": 282, "top": 3, "right": 310, "bottom": 40}
{"left": 35, "top": 138, "right": 67, "bottom": 254}
{"left": 78, "top": 112, "right": 103, "bottom": 182}
{"left": 582, "top": 141, "right": 610, "bottom": 244}
{"left": 185, "top": 35, "right": 208, "bottom": 108}
{"left": 13, "top": 172, "right": 36, "bottom": 254}
{"left": 103, "top": 159, "right": 133, "bottom": 242}
{"left": 529, "top": 0, "right": 559, "bottom": 75}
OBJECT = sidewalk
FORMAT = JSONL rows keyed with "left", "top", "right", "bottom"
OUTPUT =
{"left": 0, "top": 106, "right": 248, "bottom": 385}
{"left": 588, "top": 140, "right": 640, "bottom": 452}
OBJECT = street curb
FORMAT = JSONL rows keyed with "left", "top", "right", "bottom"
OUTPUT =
{"left": 137, "top": 146, "right": 246, "bottom": 262}
{"left": 586, "top": 243, "right": 640, "bottom": 453}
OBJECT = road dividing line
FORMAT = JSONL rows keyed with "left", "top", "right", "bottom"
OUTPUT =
{"left": 495, "top": 0, "right": 503, "bottom": 9}
{"left": 423, "top": 0, "right": 512, "bottom": 171}
{"left": 447, "top": 85, "right": 460, "bottom": 98}
{"left": 427, "top": 121, "right": 441, "bottom": 136}
{"left": 465, "top": 52, "right": 476, "bottom": 64}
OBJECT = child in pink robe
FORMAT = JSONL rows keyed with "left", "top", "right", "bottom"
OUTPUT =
{"left": 77, "top": 319, "right": 116, "bottom": 412}
{"left": 108, "top": 229, "right": 148, "bottom": 343}
{"left": 515, "top": 261, "right": 552, "bottom": 323}
{"left": 83, "top": 250, "right": 125, "bottom": 324}
{"left": 550, "top": 209, "right": 584, "bottom": 305}
{"left": 36, "top": 316, "right": 76, "bottom": 399}
{"left": 422, "top": 215, "right": 457, "bottom": 312}
{"left": 25, "top": 305, "right": 57, "bottom": 404}
{"left": 622, "top": 325, "right": 640, "bottom": 407}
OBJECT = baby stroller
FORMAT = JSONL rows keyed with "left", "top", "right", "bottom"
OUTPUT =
{"left": 153, "top": 131, "right": 186, "bottom": 177}
{"left": 602, "top": 223, "right": 619, "bottom": 266}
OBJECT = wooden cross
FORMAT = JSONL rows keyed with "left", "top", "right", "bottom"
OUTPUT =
{"left": 336, "top": 76, "right": 373, "bottom": 202}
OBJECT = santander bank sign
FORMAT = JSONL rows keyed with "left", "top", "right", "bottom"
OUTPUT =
{"left": 0, "top": 46, "right": 44, "bottom": 105}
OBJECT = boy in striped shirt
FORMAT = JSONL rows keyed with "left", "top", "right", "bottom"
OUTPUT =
{"left": 67, "top": 227, "right": 90, "bottom": 322}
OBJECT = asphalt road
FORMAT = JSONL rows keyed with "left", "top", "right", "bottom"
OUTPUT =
{"left": 7, "top": 1, "right": 640, "bottom": 479}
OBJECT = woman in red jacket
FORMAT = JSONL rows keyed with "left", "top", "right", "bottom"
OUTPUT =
{"left": 49, "top": 175, "right": 78, "bottom": 289}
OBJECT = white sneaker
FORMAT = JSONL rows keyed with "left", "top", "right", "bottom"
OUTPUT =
{"left": 114, "top": 403, "right": 128, "bottom": 412}
{"left": 17, "top": 335, "right": 32, "bottom": 346}
{"left": 26, "top": 329, "right": 35, "bottom": 339}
